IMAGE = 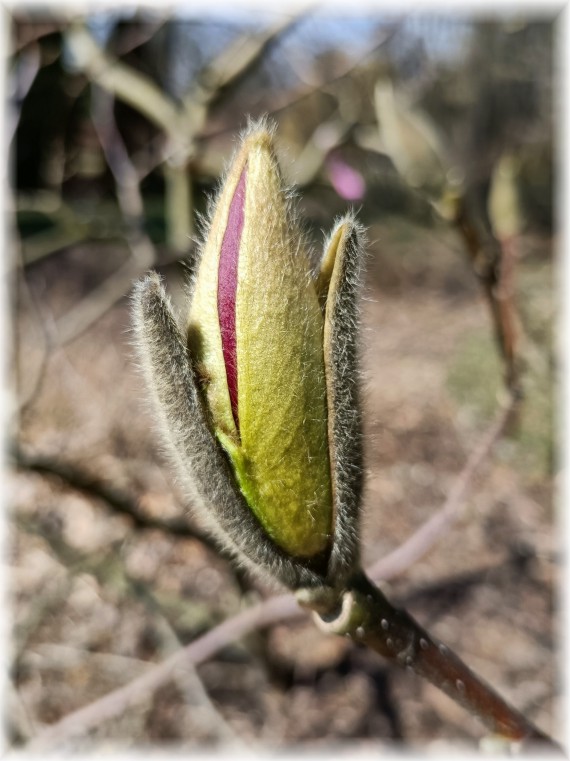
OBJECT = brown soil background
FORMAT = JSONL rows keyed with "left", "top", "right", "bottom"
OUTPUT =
{"left": 9, "top": 213, "right": 559, "bottom": 752}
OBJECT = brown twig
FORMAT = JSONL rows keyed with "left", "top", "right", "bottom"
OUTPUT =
{"left": 312, "top": 572, "right": 554, "bottom": 747}
{"left": 494, "top": 233, "right": 521, "bottom": 387}
{"left": 455, "top": 201, "right": 522, "bottom": 399}
{"left": 10, "top": 17, "right": 65, "bottom": 54}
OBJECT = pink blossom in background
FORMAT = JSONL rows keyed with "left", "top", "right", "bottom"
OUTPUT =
{"left": 326, "top": 155, "right": 365, "bottom": 201}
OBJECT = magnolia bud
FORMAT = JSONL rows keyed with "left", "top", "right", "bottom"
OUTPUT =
{"left": 132, "top": 123, "right": 366, "bottom": 592}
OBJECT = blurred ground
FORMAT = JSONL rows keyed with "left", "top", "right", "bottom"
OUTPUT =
{"left": 9, "top": 214, "right": 558, "bottom": 751}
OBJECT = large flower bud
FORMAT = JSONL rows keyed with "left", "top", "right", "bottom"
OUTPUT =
{"left": 132, "top": 123, "right": 366, "bottom": 592}
{"left": 188, "top": 130, "right": 331, "bottom": 558}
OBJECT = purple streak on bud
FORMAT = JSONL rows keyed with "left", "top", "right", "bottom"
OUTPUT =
{"left": 218, "top": 165, "right": 247, "bottom": 432}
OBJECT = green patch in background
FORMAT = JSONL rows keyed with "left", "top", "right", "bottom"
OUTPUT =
{"left": 447, "top": 330, "right": 503, "bottom": 420}
{"left": 447, "top": 328, "right": 554, "bottom": 480}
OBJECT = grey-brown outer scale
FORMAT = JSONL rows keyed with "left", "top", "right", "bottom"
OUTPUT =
{"left": 321, "top": 218, "right": 366, "bottom": 584}
{"left": 131, "top": 219, "right": 366, "bottom": 592}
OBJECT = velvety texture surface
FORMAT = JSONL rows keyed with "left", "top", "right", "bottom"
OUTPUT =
{"left": 188, "top": 130, "right": 333, "bottom": 558}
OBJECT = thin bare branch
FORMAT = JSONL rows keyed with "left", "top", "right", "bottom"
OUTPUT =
{"left": 14, "top": 509, "right": 245, "bottom": 745}
{"left": 11, "top": 445, "right": 219, "bottom": 553}
{"left": 65, "top": 24, "right": 184, "bottom": 140}
{"left": 17, "top": 83, "right": 158, "bottom": 348}
{"left": 313, "top": 572, "right": 554, "bottom": 746}
{"left": 138, "top": 570, "right": 243, "bottom": 747}
{"left": 367, "top": 394, "right": 518, "bottom": 582}
{"left": 91, "top": 85, "right": 160, "bottom": 266}
{"left": 51, "top": 256, "right": 141, "bottom": 345}
{"left": 455, "top": 205, "right": 522, "bottom": 398}
{"left": 23, "top": 593, "right": 300, "bottom": 752}
{"left": 10, "top": 18, "right": 64, "bottom": 54}
{"left": 91, "top": 87, "right": 146, "bottom": 225}
{"left": 113, "top": 17, "right": 169, "bottom": 58}
{"left": 188, "top": 10, "right": 308, "bottom": 109}
{"left": 13, "top": 241, "right": 54, "bottom": 417}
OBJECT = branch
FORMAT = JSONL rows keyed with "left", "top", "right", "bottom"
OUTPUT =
{"left": 11, "top": 445, "right": 219, "bottom": 553}
{"left": 50, "top": 258, "right": 143, "bottom": 346}
{"left": 199, "top": 24, "right": 398, "bottom": 143}
{"left": 65, "top": 24, "right": 184, "bottom": 139}
{"left": 455, "top": 201, "right": 523, "bottom": 399}
{"left": 14, "top": 510, "right": 241, "bottom": 745}
{"left": 16, "top": 197, "right": 92, "bottom": 268}
{"left": 23, "top": 594, "right": 301, "bottom": 752}
{"left": 367, "top": 393, "right": 517, "bottom": 581}
{"left": 12, "top": 240, "right": 54, "bottom": 417}
{"left": 312, "top": 572, "right": 554, "bottom": 746}
{"left": 91, "top": 86, "right": 147, "bottom": 228}
{"left": 188, "top": 11, "right": 308, "bottom": 109}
